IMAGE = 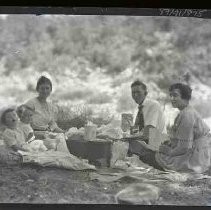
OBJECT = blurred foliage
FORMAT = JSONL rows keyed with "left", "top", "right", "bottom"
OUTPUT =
{"left": 1, "top": 15, "right": 211, "bottom": 86}
{"left": 56, "top": 103, "right": 114, "bottom": 129}
{"left": 0, "top": 15, "right": 211, "bottom": 121}
{"left": 56, "top": 104, "right": 93, "bottom": 130}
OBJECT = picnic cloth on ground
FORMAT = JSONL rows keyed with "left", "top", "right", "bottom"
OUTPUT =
{"left": 89, "top": 157, "right": 155, "bottom": 183}
{"left": 156, "top": 106, "right": 211, "bottom": 174}
{"left": 89, "top": 166, "right": 154, "bottom": 183}
{"left": 111, "top": 155, "right": 153, "bottom": 171}
{"left": 90, "top": 171, "right": 150, "bottom": 183}
{"left": 151, "top": 170, "right": 190, "bottom": 182}
{"left": 89, "top": 167, "right": 191, "bottom": 183}
{"left": 150, "top": 169, "right": 211, "bottom": 182}
{"left": 18, "top": 150, "right": 96, "bottom": 171}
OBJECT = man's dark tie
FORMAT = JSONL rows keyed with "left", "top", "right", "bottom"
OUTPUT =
{"left": 127, "top": 104, "right": 145, "bottom": 157}
{"left": 134, "top": 104, "right": 144, "bottom": 132}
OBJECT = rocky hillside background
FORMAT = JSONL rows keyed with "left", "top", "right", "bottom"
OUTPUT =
{"left": 0, "top": 15, "right": 211, "bottom": 129}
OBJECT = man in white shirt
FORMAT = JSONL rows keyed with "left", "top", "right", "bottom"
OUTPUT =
{"left": 128, "top": 80, "right": 166, "bottom": 160}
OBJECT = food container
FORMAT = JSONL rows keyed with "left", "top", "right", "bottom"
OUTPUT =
{"left": 67, "top": 124, "right": 128, "bottom": 168}
{"left": 66, "top": 138, "right": 113, "bottom": 167}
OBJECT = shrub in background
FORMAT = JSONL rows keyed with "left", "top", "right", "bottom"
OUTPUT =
{"left": 56, "top": 104, "right": 114, "bottom": 130}
{"left": 56, "top": 104, "right": 93, "bottom": 130}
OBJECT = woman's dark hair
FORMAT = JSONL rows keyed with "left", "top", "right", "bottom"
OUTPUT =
{"left": 169, "top": 83, "right": 192, "bottom": 100}
{"left": 36, "top": 76, "right": 52, "bottom": 91}
{"left": 1, "top": 108, "right": 15, "bottom": 125}
{"left": 131, "top": 80, "right": 148, "bottom": 96}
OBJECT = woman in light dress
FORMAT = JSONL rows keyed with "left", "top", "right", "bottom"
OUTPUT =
{"left": 24, "top": 76, "right": 69, "bottom": 153}
{"left": 156, "top": 83, "right": 211, "bottom": 173}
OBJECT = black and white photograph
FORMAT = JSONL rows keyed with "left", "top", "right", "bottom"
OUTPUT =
{"left": 0, "top": 12, "right": 211, "bottom": 205}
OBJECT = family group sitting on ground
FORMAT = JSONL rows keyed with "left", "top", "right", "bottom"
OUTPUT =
{"left": 0, "top": 75, "right": 210, "bottom": 174}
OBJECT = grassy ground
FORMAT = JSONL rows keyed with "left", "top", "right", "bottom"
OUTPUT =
{"left": 0, "top": 164, "right": 211, "bottom": 205}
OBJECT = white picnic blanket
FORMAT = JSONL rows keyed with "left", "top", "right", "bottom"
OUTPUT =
{"left": 18, "top": 150, "right": 96, "bottom": 171}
